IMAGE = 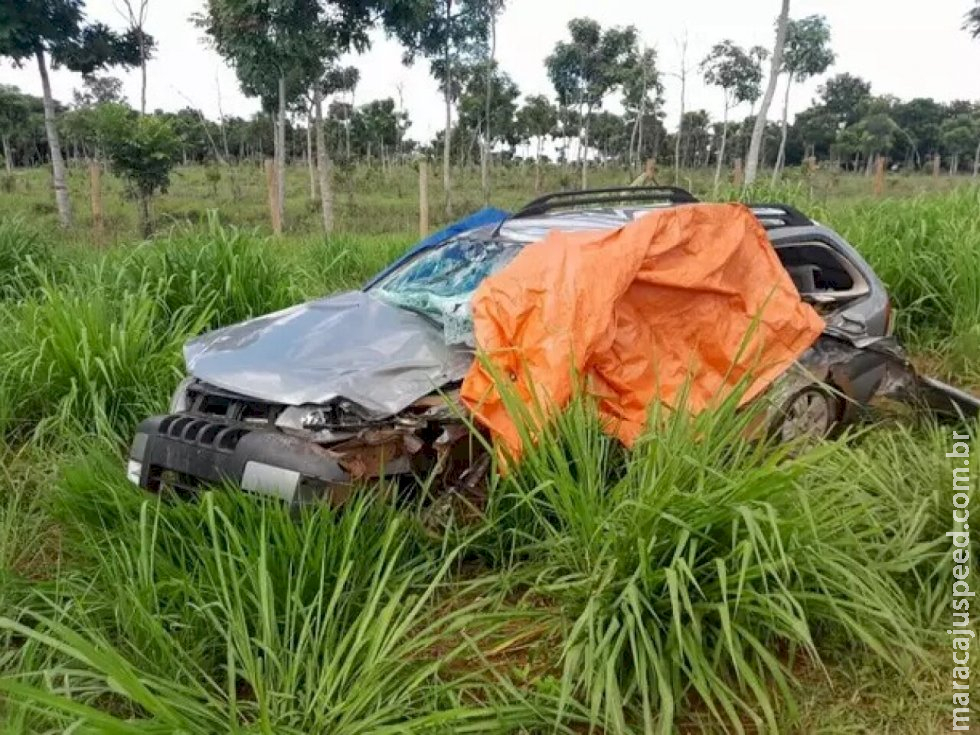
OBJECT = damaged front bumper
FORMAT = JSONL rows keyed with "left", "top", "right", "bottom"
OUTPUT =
{"left": 127, "top": 391, "right": 485, "bottom": 506}
{"left": 129, "top": 414, "right": 355, "bottom": 504}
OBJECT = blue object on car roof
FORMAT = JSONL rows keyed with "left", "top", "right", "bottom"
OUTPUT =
{"left": 363, "top": 206, "right": 509, "bottom": 289}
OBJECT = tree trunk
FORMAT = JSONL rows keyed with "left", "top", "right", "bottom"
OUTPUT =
{"left": 745, "top": 0, "right": 790, "bottom": 187}
{"left": 276, "top": 77, "right": 286, "bottom": 229}
{"left": 36, "top": 49, "right": 72, "bottom": 228}
{"left": 139, "top": 36, "right": 147, "bottom": 116}
{"left": 713, "top": 101, "right": 729, "bottom": 195}
{"left": 306, "top": 114, "right": 316, "bottom": 201}
{"left": 637, "top": 96, "right": 646, "bottom": 167}
{"left": 581, "top": 108, "right": 592, "bottom": 189}
{"left": 442, "top": 0, "right": 453, "bottom": 219}
{"left": 974, "top": 138, "right": 980, "bottom": 177}
{"left": 2, "top": 135, "right": 11, "bottom": 173}
{"left": 628, "top": 110, "right": 639, "bottom": 171}
{"left": 313, "top": 86, "right": 333, "bottom": 233}
{"left": 674, "top": 72, "right": 686, "bottom": 184}
{"left": 534, "top": 137, "right": 543, "bottom": 193}
{"left": 137, "top": 192, "right": 151, "bottom": 238}
{"left": 481, "top": 9, "right": 495, "bottom": 205}
{"left": 772, "top": 74, "right": 792, "bottom": 185}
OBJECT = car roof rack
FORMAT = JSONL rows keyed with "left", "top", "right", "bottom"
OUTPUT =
{"left": 512, "top": 186, "right": 699, "bottom": 219}
{"left": 746, "top": 203, "right": 814, "bottom": 229}
{"left": 491, "top": 186, "right": 700, "bottom": 237}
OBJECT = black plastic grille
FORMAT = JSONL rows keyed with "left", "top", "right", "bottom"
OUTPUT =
{"left": 158, "top": 414, "right": 250, "bottom": 452}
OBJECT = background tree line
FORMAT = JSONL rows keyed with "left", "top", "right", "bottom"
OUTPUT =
{"left": 3, "top": 1, "right": 980, "bottom": 234}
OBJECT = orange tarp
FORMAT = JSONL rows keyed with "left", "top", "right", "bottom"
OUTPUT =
{"left": 460, "top": 203, "right": 826, "bottom": 456}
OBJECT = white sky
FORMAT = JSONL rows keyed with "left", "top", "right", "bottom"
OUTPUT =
{"left": 2, "top": 0, "right": 978, "bottom": 143}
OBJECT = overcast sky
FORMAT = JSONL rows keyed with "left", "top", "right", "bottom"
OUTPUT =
{"left": 2, "top": 0, "right": 978, "bottom": 142}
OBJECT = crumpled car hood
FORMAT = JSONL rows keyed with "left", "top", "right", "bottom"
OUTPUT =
{"left": 184, "top": 291, "right": 474, "bottom": 417}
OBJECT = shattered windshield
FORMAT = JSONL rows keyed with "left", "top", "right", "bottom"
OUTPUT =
{"left": 371, "top": 236, "right": 522, "bottom": 347}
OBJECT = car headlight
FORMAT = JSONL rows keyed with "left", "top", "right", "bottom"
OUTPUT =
{"left": 169, "top": 376, "right": 195, "bottom": 413}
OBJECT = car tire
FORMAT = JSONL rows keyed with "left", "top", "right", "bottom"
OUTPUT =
{"left": 772, "top": 384, "right": 843, "bottom": 444}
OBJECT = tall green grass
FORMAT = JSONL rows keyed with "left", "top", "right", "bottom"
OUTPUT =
{"left": 0, "top": 190, "right": 976, "bottom": 732}
{"left": 477, "top": 392, "right": 931, "bottom": 733}
{"left": 1, "top": 452, "right": 566, "bottom": 733}
{"left": 0, "top": 220, "right": 412, "bottom": 444}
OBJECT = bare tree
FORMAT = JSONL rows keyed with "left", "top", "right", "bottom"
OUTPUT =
{"left": 745, "top": 0, "right": 790, "bottom": 187}
{"left": 116, "top": 0, "right": 150, "bottom": 115}
{"left": 669, "top": 33, "right": 690, "bottom": 184}
{"left": 481, "top": 1, "right": 504, "bottom": 205}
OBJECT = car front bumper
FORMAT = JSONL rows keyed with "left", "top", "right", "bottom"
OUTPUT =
{"left": 128, "top": 414, "right": 354, "bottom": 504}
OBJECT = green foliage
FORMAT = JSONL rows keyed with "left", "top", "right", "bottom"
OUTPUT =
{"left": 546, "top": 18, "right": 638, "bottom": 111}
{"left": 818, "top": 72, "right": 873, "bottom": 128}
{"left": 700, "top": 40, "right": 764, "bottom": 108}
{"left": 457, "top": 63, "right": 520, "bottom": 146}
{"left": 95, "top": 104, "right": 180, "bottom": 200}
{"left": 394, "top": 0, "right": 491, "bottom": 98}
{"left": 0, "top": 0, "right": 147, "bottom": 73}
{"left": 940, "top": 114, "right": 980, "bottom": 155}
{"left": 782, "top": 15, "right": 835, "bottom": 82}
{"left": 515, "top": 94, "right": 558, "bottom": 143}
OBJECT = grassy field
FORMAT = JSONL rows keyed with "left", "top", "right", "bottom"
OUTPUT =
{"left": 1, "top": 160, "right": 975, "bottom": 243}
{"left": 0, "top": 167, "right": 977, "bottom": 732}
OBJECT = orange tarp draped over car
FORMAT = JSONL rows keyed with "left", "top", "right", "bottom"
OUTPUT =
{"left": 460, "top": 203, "right": 826, "bottom": 456}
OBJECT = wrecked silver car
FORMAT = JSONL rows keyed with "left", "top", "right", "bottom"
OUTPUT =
{"left": 127, "top": 188, "right": 980, "bottom": 504}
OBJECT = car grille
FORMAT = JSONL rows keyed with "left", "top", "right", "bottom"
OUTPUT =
{"left": 185, "top": 382, "right": 286, "bottom": 427}
{"left": 158, "top": 414, "right": 250, "bottom": 452}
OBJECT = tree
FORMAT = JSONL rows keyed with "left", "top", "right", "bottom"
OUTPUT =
{"left": 890, "top": 97, "right": 946, "bottom": 167}
{"left": 745, "top": 0, "right": 790, "bottom": 187}
{"left": 819, "top": 73, "right": 872, "bottom": 128}
{"left": 966, "top": 2, "right": 980, "bottom": 37}
{"left": 772, "top": 15, "right": 834, "bottom": 182}
{"left": 622, "top": 47, "right": 663, "bottom": 171}
{"left": 700, "top": 40, "right": 763, "bottom": 193}
{"left": 670, "top": 34, "right": 690, "bottom": 183}
{"left": 0, "top": 86, "right": 30, "bottom": 172}
{"left": 516, "top": 95, "right": 557, "bottom": 192}
{"left": 322, "top": 65, "right": 359, "bottom": 160}
{"left": 72, "top": 74, "right": 124, "bottom": 106}
{"left": 478, "top": 0, "right": 505, "bottom": 204}
{"left": 679, "top": 109, "right": 712, "bottom": 168}
{"left": 0, "top": 0, "right": 146, "bottom": 227}
{"left": 545, "top": 18, "right": 638, "bottom": 188}
{"left": 198, "top": 0, "right": 417, "bottom": 233}
{"left": 197, "top": 0, "right": 322, "bottom": 232}
{"left": 793, "top": 105, "right": 837, "bottom": 160}
{"left": 95, "top": 103, "right": 179, "bottom": 236}
{"left": 393, "top": 0, "right": 490, "bottom": 218}
{"left": 117, "top": 0, "right": 151, "bottom": 115}
{"left": 852, "top": 112, "right": 899, "bottom": 173}
{"left": 940, "top": 114, "right": 979, "bottom": 175}
{"left": 458, "top": 64, "right": 519, "bottom": 169}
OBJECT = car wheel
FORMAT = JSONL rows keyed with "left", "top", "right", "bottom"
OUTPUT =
{"left": 773, "top": 385, "right": 842, "bottom": 444}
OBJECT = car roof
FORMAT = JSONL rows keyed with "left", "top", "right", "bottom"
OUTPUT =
{"left": 489, "top": 203, "right": 821, "bottom": 244}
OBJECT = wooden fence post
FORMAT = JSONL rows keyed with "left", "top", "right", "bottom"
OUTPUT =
{"left": 733, "top": 158, "right": 744, "bottom": 188}
{"left": 932, "top": 153, "right": 941, "bottom": 179}
{"left": 265, "top": 158, "right": 282, "bottom": 235}
{"left": 873, "top": 156, "right": 885, "bottom": 197}
{"left": 419, "top": 159, "right": 429, "bottom": 237}
{"left": 89, "top": 161, "right": 103, "bottom": 243}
